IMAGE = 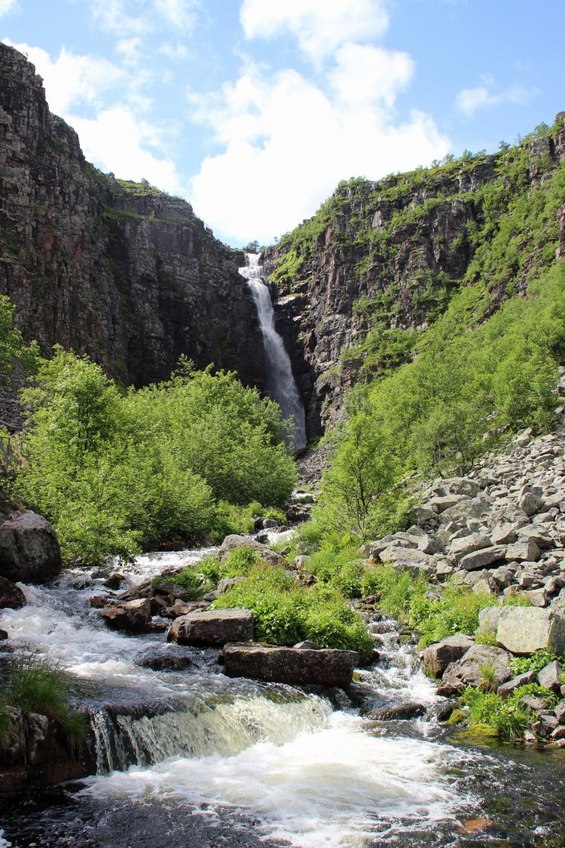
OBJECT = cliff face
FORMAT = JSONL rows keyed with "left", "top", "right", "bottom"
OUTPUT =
{"left": 0, "top": 44, "right": 265, "bottom": 389}
{"left": 264, "top": 124, "right": 565, "bottom": 436}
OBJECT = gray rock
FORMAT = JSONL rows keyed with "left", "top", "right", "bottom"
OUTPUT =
{"left": 522, "top": 588, "right": 548, "bottom": 607}
{"left": 505, "top": 539, "right": 540, "bottom": 562}
{"left": 0, "top": 575, "right": 26, "bottom": 609}
{"left": 555, "top": 701, "right": 565, "bottom": 724}
{"left": 519, "top": 491, "right": 544, "bottom": 517}
{"left": 448, "top": 533, "right": 491, "bottom": 562}
{"left": 496, "top": 607, "right": 565, "bottom": 655}
{"left": 437, "top": 644, "right": 512, "bottom": 696}
{"left": 378, "top": 546, "right": 436, "bottom": 574}
{"left": 497, "top": 669, "right": 539, "bottom": 698}
{"left": 477, "top": 605, "right": 503, "bottom": 635}
{"left": 517, "top": 526, "right": 555, "bottom": 549}
{"left": 422, "top": 634, "right": 475, "bottom": 678}
{"left": 537, "top": 660, "right": 563, "bottom": 692}
{"left": 219, "top": 535, "right": 286, "bottom": 567}
{"left": 137, "top": 646, "right": 198, "bottom": 671}
{"left": 460, "top": 546, "right": 506, "bottom": 571}
{"left": 0, "top": 511, "right": 62, "bottom": 583}
{"left": 222, "top": 643, "right": 358, "bottom": 688}
{"left": 491, "top": 523, "right": 521, "bottom": 545}
{"left": 168, "top": 608, "right": 253, "bottom": 646}
{"left": 428, "top": 495, "right": 466, "bottom": 514}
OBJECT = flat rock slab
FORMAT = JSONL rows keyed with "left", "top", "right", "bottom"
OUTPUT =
{"left": 222, "top": 643, "right": 359, "bottom": 688}
{"left": 168, "top": 608, "right": 253, "bottom": 645}
{"left": 422, "top": 634, "right": 475, "bottom": 678}
{"left": 100, "top": 598, "right": 152, "bottom": 633}
{"left": 496, "top": 607, "right": 565, "bottom": 655}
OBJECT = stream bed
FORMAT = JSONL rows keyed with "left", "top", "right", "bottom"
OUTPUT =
{"left": 1, "top": 547, "right": 564, "bottom": 848}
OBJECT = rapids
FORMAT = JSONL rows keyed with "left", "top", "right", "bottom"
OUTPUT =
{"left": 1, "top": 547, "right": 564, "bottom": 848}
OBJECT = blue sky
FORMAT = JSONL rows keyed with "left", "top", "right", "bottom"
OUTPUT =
{"left": 1, "top": 0, "right": 563, "bottom": 246}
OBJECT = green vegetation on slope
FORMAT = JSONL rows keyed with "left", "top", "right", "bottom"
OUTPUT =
{"left": 12, "top": 351, "right": 296, "bottom": 564}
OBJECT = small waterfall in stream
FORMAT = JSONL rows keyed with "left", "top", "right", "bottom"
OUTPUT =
{"left": 239, "top": 253, "right": 307, "bottom": 451}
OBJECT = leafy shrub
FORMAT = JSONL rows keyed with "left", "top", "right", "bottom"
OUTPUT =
{"left": 15, "top": 352, "right": 296, "bottom": 565}
{"left": 212, "top": 562, "right": 374, "bottom": 662}
{"left": 509, "top": 649, "right": 562, "bottom": 676}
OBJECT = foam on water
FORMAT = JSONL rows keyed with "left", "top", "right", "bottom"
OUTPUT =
{"left": 86, "top": 707, "right": 466, "bottom": 848}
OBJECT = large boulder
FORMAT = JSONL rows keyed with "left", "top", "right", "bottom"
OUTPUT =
{"left": 100, "top": 598, "right": 152, "bottom": 633}
{"left": 222, "top": 643, "right": 358, "bottom": 688}
{"left": 0, "top": 511, "right": 62, "bottom": 583}
{"left": 496, "top": 607, "right": 565, "bottom": 655}
{"left": 422, "top": 634, "right": 475, "bottom": 678}
{"left": 0, "top": 575, "right": 26, "bottom": 609}
{"left": 437, "top": 644, "right": 512, "bottom": 695}
{"left": 168, "top": 608, "right": 253, "bottom": 645}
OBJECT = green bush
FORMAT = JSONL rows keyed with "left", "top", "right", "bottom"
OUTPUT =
{"left": 15, "top": 352, "right": 296, "bottom": 565}
{"left": 212, "top": 562, "right": 374, "bottom": 662}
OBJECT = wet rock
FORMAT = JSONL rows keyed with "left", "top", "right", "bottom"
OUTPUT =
{"left": 422, "top": 634, "right": 475, "bottom": 678}
{"left": 496, "top": 607, "right": 565, "bottom": 655}
{"left": 0, "top": 628, "right": 8, "bottom": 639}
{"left": 0, "top": 575, "right": 26, "bottom": 609}
{"left": 437, "top": 644, "right": 512, "bottom": 695}
{"left": 0, "top": 511, "right": 62, "bottom": 583}
{"left": 136, "top": 646, "right": 199, "bottom": 671}
{"left": 104, "top": 573, "right": 125, "bottom": 589}
{"left": 168, "top": 608, "right": 253, "bottom": 646}
{"left": 369, "top": 702, "right": 427, "bottom": 721}
{"left": 100, "top": 598, "right": 152, "bottom": 633}
{"left": 222, "top": 643, "right": 358, "bottom": 688}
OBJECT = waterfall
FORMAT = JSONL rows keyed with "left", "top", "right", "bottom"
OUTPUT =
{"left": 239, "top": 253, "right": 307, "bottom": 452}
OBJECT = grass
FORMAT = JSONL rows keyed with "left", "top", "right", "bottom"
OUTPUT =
{"left": 0, "top": 659, "right": 88, "bottom": 754}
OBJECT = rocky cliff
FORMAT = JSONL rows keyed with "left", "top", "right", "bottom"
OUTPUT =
{"left": 264, "top": 122, "right": 565, "bottom": 436}
{"left": 0, "top": 44, "right": 265, "bottom": 390}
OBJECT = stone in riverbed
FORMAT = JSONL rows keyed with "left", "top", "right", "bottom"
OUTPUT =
{"left": 100, "top": 598, "right": 152, "bottom": 633}
{"left": 0, "top": 575, "right": 26, "bottom": 609}
{"left": 168, "top": 608, "right": 253, "bottom": 646}
{"left": 222, "top": 643, "right": 358, "bottom": 688}
{"left": 0, "top": 511, "right": 62, "bottom": 584}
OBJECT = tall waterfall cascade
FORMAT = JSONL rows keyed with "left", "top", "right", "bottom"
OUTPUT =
{"left": 239, "top": 253, "right": 307, "bottom": 452}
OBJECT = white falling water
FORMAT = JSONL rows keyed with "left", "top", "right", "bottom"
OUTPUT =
{"left": 239, "top": 253, "right": 307, "bottom": 452}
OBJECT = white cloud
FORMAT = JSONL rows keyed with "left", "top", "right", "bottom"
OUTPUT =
{"left": 455, "top": 81, "right": 536, "bottom": 117}
{"left": 154, "top": 0, "right": 198, "bottom": 31}
{"left": 0, "top": 0, "right": 18, "bottom": 16}
{"left": 3, "top": 41, "right": 124, "bottom": 115}
{"left": 87, "top": 0, "right": 150, "bottom": 36}
{"left": 71, "top": 106, "right": 183, "bottom": 195}
{"left": 329, "top": 44, "right": 414, "bottom": 108}
{"left": 240, "top": 0, "right": 389, "bottom": 62}
{"left": 188, "top": 64, "right": 449, "bottom": 244}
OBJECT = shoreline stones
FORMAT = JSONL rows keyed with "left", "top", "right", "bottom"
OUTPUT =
{"left": 366, "top": 424, "right": 565, "bottom": 610}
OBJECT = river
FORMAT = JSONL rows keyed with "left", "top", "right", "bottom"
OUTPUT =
{"left": 0, "top": 546, "right": 564, "bottom": 847}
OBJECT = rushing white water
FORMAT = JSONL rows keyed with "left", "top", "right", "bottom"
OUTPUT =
{"left": 239, "top": 253, "right": 307, "bottom": 451}
{"left": 0, "top": 548, "right": 475, "bottom": 847}
{"left": 86, "top": 708, "right": 465, "bottom": 848}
